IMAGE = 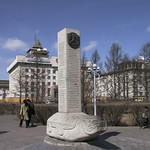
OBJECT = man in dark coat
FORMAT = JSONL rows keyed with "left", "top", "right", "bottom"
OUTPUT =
{"left": 27, "top": 99, "right": 35, "bottom": 127}
{"left": 141, "top": 106, "right": 149, "bottom": 129}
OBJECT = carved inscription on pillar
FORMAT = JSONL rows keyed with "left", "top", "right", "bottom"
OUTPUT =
{"left": 67, "top": 48, "right": 80, "bottom": 110}
{"left": 58, "top": 41, "right": 66, "bottom": 112}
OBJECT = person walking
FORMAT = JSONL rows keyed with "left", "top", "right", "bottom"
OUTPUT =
{"left": 27, "top": 99, "right": 35, "bottom": 127}
{"left": 19, "top": 99, "right": 29, "bottom": 128}
{"left": 140, "top": 106, "right": 149, "bottom": 129}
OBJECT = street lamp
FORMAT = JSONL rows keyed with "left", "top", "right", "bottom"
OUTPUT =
{"left": 88, "top": 64, "right": 101, "bottom": 116}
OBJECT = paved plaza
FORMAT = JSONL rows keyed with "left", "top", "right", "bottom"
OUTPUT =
{"left": 0, "top": 115, "right": 150, "bottom": 150}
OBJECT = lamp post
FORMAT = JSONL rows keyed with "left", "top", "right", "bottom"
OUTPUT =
{"left": 88, "top": 64, "right": 101, "bottom": 116}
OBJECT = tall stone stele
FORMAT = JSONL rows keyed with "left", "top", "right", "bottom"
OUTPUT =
{"left": 46, "top": 28, "right": 107, "bottom": 142}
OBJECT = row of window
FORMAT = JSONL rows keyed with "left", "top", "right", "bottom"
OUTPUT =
{"left": 25, "top": 87, "right": 51, "bottom": 98}
{"left": 25, "top": 68, "right": 57, "bottom": 74}
{"left": 25, "top": 81, "right": 56, "bottom": 86}
{"left": 25, "top": 75, "right": 56, "bottom": 80}
{"left": 119, "top": 62, "right": 145, "bottom": 70}
{"left": 25, "top": 87, "right": 58, "bottom": 98}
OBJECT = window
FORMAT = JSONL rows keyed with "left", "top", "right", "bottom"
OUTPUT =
{"left": 25, "top": 69, "right": 28, "bottom": 72}
{"left": 53, "top": 69, "right": 56, "bottom": 74}
{"left": 53, "top": 82, "right": 56, "bottom": 85}
{"left": 54, "top": 89, "right": 58, "bottom": 98}
{"left": 47, "top": 70, "right": 51, "bottom": 74}
{"left": 31, "top": 69, "right": 34, "bottom": 73}
{"left": 128, "top": 63, "right": 131, "bottom": 68}
{"left": 140, "top": 92, "right": 143, "bottom": 96}
{"left": 42, "top": 75, "right": 45, "bottom": 79}
{"left": 37, "top": 69, "right": 40, "bottom": 73}
{"left": 37, "top": 89, "right": 40, "bottom": 96}
{"left": 31, "top": 82, "right": 34, "bottom": 86}
{"left": 132, "top": 63, "right": 135, "bottom": 68}
{"left": 31, "top": 87, "right": 34, "bottom": 92}
{"left": 47, "top": 76, "right": 51, "bottom": 79}
{"left": 31, "top": 75, "right": 34, "bottom": 79}
{"left": 138, "top": 64, "right": 142, "bottom": 69}
{"left": 48, "top": 88, "right": 51, "bottom": 96}
{"left": 42, "top": 69, "right": 45, "bottom": 73}
{"left": 25, "top": 75, "right": 29, "bottom": 79}
{"left": 25, "top": 94, "right": 28, "bottom": 98}
{"left": 53, "top": 76, "right": 56, "bottom": 80}
{"left": 31, "top": 93, "right": 34, "bottom": 98}
{"left": 139, "top": 87, "right": 143, "bottom": 91}
{"left": 36, "top": 82, "right": 40, "bottom": 86}
{"left": 48, "top": 82, "right": 51, "bottom": 86}
{"left": 25, "top": 81, "right": 28, "bottom": 86}
{"left": 25, "top": 88, "right": 29, "bottom": 92}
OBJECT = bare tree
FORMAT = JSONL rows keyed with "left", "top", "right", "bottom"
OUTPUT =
{"left": 81, "top": 51, "right": 93, "bottom": 112}
{"left": 91, "top": 49, "right": 100, "bottom": 64}
{"left": 18, "top": 67, "right": 26, "bottom": 104}
{"left": 91, "top": 49, "right": 104, "bottom": 72}
{"left": 30, "top": 58, "right": 47, "bottom": 103}
{"left": 140, "top": 41, "right": 150, "bottom": 61}
{"left": 104, "top": 42, "right": 123, "bottom": 100}
{"left": 81, "top": 51, "right": 87, "bottom": 105}
{"left": 119, "top": 54, "right": 130, "bottom": 100}
{"left": 90, "top": 49, "right": 105, "bottom": 101}
{"left": 18, "top": 67, "right": 24, "bottom": 104}
{"left": 11, "top": 66, "right": 27, "bottom": 103}
{"left": 105, "top": 43, "right": 122, "bottom": 72}
{"left": 122, "top": 53, "right": 130, "bottom": 62}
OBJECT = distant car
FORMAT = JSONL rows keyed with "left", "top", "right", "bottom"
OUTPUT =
{"left": 45, "top": 101, "right": 51, "bottom": 104}
{"left": 45, "top": 98, "right": 57, "bottom": 104}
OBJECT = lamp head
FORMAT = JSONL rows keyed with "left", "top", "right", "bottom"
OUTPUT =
{"left": 37, "top": 48, "right": 41, "bottom": 51}
{"left": 93, "top": 64, "right": 97, "bottom": 70}
{"left": 43, "top": 48, "right": 47, "bottom": 51}
{"left": 97, "top": 67, "right": 101, "bottom": 73}
{"left": 87, "top": 67, "right": 92, "bottom": 73}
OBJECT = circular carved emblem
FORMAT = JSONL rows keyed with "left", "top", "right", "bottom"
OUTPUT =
{"left": 67, "top": 32, "right": 80, "bottom": 49}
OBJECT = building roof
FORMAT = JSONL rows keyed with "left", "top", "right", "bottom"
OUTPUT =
{"left": 27, "top": 40, "right": 49, "bottom": 58}
{"left": 101, "top": 60, "right": 150, "bottom": 76}
{"left": 32, "top": 40, "right": 43, "bottom": 49}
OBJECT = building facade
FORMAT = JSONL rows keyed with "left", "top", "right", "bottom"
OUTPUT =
{"left": 7, "top": 40, "right": 58, "bottom": 102}
{"left": 97, "top": 60, "right": 150, "bottom": 101}
{"left": 0, "top": 80, "right": 9, "bottom": 99}
{"left": 6, "top": 40, "right": 150, "bottom": 103}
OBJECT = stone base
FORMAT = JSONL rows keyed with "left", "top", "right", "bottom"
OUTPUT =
{"left": 46, "top": 112, "right": 107, "bottom": 142}
{"left": 44, "top": 136, "right": 87, "bottom": 146}
{"left": 26, "top": 135, "right": 107, "bottom": 150}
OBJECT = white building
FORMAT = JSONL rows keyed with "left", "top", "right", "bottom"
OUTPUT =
{"left": 97, "top": 60, "right": 150, "bottom": 101}
{"left": 7, "top": 40, "right": 58, "bottom": 102}
{"left": 0, "top": 80, "right": 9, "bottom": 100}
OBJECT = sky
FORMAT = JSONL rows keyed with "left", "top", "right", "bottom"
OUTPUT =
{"left": 0, "top": 0, "right": 150, "bottom": 80}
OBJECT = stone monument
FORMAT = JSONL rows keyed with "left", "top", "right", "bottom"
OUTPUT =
{"left": 46, "top": 28, "right": 107, "bottom": 142}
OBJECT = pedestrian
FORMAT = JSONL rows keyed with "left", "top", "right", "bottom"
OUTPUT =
{"left": 27, "top": 99, "right": 35, "bottom": 127}
{"left": 140, "top": 106, "right": 149, "bottom": 129}
{"left": 19, "top": 99, "right": 29, "bottom": 128}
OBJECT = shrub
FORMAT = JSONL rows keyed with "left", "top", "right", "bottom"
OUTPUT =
{"left": 33, "top": 104, "right": 58, "bottom": 125}
{"left": 0, "top": 102, "right": 150, "bottom": 126}
{"left": 129, "top": 102, "right": 150, "bottom": 126}
{"left": 86, "top": 102, "right": 127, "bottom": 126}
{"left": 0, "top": 103, "right": 20, "bottom": 115}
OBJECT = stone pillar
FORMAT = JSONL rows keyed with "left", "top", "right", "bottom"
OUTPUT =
{"left": 58, "top": 28, "right": 81, "bottom": 113}
{"left": 46, "top": 28, "right": 107, "bottom": 142}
